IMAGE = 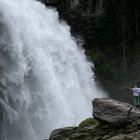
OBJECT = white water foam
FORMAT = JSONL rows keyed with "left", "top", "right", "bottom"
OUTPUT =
{"left": 0, "top": 0, "right": 106, "bottom": 139}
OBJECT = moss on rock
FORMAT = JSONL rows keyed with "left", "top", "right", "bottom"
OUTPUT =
{"left": 48, "top": 119, "right": 140, "bottom": 140}
{"left": 79, "top": 118, "right": 98, "bottom": 129}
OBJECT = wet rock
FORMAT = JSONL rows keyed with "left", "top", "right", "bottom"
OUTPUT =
{"left": 92, "top": 98, "right": 140, "bottom": 126}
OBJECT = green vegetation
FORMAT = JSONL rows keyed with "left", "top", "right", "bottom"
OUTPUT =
{"left": 49, "top": 118, "right": 140, "bottom": 140}
{"left": 79, "top": 118, "right": 97, "bottom": 129}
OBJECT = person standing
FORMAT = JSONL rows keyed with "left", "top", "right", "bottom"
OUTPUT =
{"left": 128, "top": 85, "right": 140, "bottom": 106}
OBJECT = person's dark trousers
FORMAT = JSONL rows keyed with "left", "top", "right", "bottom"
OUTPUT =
{"left": 133, "top": 96, "right": 139, "bottom": 106}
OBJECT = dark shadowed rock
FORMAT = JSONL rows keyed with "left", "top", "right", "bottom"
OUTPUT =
{"left": 92, "top": 98, "right": 140, "bottom": 126}
{"left": 108, "top": 134, "right": 139, "bottom": 140}
{"left": 128, "top": 130, "right": 140, "bottom": 138}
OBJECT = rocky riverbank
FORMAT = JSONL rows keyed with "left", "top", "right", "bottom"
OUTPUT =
{"left": 46, "top": 98, "right": 140, "bottom": 140}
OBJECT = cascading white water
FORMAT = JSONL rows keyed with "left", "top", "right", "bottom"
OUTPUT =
{"left": 0, "top": 0, "right": 106, "bottom": 139}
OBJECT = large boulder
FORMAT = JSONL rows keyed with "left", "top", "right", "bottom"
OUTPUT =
{"left": 47, "top": 99, "right": 140, "bottom": 140}
{"left": 92, "top": 98, "right": 140, "bottom": 126}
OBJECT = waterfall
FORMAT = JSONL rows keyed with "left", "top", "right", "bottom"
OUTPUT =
{"left": 0, "top": 0, "right": 106, "bottom": 139}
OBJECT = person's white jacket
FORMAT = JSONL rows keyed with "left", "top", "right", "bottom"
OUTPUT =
{"left": 131, "top": 87, "right": 140, "bottom": 96}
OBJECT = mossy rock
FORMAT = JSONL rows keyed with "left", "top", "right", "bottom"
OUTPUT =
{"left": 49, "top": 127, "right": 77, "bottom": 140}
{"left": 78, "top": 118, "right": 98, "bottom": 129}
{"left": 92, "top": 123, "right": 122, "bottom": 138}
{"left": 92, "top": 123, "right": 107, "bottom": 137}
{"left": 61, "top": 127, "right": 77, "bottom": 137}
{"left": 49, "top": 118, "right": 140, "bottom": 140}
{"left": 70, "top": 132, "right": 91, "bottom": 140}
{"left": 91, "top": 120, "right": 140, "bottom": 139}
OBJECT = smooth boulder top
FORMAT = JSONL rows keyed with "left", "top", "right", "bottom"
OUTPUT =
{"left": 92, "top": 98, "right": 140, "bottom": 126}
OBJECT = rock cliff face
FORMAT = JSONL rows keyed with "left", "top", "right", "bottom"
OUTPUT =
{"left": 47, "top": 98, "right": 140, "bottom": 140}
